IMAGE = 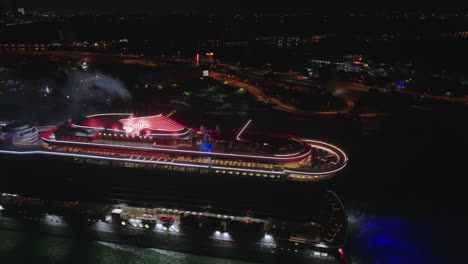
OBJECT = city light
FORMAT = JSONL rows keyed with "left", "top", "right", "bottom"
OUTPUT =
{"left": 315, "top": 242, "right": 329, "bottom": 249}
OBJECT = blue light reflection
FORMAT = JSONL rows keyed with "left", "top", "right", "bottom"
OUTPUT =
{"left": 347, "top": 216, "right": 444, "bottom": 264}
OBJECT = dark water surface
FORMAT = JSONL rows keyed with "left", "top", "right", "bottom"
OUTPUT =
{"left": 0, "top": 229, "right": 255, "bottom": 264}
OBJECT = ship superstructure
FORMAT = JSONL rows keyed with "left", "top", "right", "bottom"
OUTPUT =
{"left": 35, "top": 113, "right": 347, "bottom": 182}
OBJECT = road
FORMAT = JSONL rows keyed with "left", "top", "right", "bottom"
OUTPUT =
{"left": 210, "top": 72, "right": 353, "bottom": 116}
{"left": 216, "top": 63, "right": 468, "bottom": 104}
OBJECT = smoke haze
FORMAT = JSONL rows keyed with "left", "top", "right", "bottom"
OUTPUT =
{"left": 64, "top": 71, "right": 132, "bottom": 117}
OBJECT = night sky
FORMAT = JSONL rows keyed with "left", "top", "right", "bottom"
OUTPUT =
{"left": 6, "top": 0, "right": 467, "bottom": 14}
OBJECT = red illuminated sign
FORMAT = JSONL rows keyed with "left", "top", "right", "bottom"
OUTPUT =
{"left": 119, "top": 114, "right": 185, "bottom": 136}
{"left": 122, "top": 115, "right": 149, "bottom": 135}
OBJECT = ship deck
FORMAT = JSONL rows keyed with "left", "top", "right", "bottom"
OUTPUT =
{"left": 43, "top": 137, "right": 346, "bottom": 180}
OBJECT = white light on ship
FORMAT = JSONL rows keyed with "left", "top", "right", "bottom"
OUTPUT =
{"left": 315, "top": 242, "right": 329, "bottom": 248}
{"left": 121, "top": 221, "right": 126, "bottom": 226}
{"left": 144, "top": 224, "right": 149, "bottom": 229}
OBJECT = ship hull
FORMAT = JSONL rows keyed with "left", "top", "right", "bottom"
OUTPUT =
{"left": 0, "top": 151, "right": 348, "bottom": 263}
{"left": 0, "top": 152, "right": 328, "bottom": 222}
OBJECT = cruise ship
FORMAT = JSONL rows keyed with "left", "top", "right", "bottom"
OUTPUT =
{"left": 24, "top": 113, "right": 347, "bottom": 181}
{"left": 0, "top": 113, "right": 349, "bottom": 263}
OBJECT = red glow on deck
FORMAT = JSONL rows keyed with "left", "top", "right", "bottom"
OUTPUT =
{"left": 39, "top": 125, "right": 60, "bottom": 139}
{"left": 78, "top": 114, "right": 186, "bottom": 133}
{"left": 119, "top": 115, "right": 185, "bottom": 132}
{"left": 159, "top": 216, "right": 176, "bottom": 222}
{"left": 81, "top": 117, "right": 122, "bottom": 130}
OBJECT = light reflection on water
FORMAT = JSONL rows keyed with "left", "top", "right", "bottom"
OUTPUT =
{"left": 1, "top": 212, "right": 463, "bottom": 264}
{"left": 346, "top": 214, "right": 449, "bottom": 264}
{"left": 0, "top": 230, "right": 255, "bottom": 264}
